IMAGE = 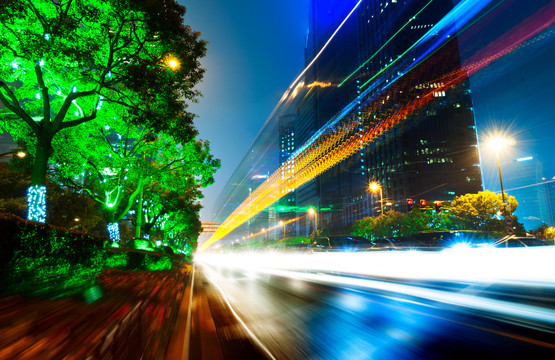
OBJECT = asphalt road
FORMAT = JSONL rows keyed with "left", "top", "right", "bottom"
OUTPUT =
{"left": 192, "top": 263, "right": 555, "bottom": 360}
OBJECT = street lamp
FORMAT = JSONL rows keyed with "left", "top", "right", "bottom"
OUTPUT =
{"left": 369, "top": 182, "right": 383, "bottom": 215}
{"left": 279, "top": 220, "right": 285, "bottom": 240}
{"left": 308, "top": 207, "right": 318, "bottom": 232}
{"left": 166, "top": 56, "right": 180, "bottom": 70}
{"left": 487, "top": 136, "right": 515, "bottom": 204}
{"left": 0, "top": 150, "right": 26, "bottom": 159}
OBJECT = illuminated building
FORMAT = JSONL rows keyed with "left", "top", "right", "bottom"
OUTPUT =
{"left": 543, "top": 177, "right": 555, "bottom": 227}
{"left": 278, "top": 114, "right": 297, "bottom": 237}
{"left": 295, "top": 0, "right": 483, "bottom": 231}
{"left": 502, "top": 156, "right": 548, "bottom": 230}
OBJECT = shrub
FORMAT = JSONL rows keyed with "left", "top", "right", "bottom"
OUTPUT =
{"left": 0, "top": 213, "right": 110, "bottom": 298}
{"left": 105, "top": 248, "right": 173, "bottom": 271}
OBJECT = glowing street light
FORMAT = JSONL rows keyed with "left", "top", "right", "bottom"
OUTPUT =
{"left": 167, "top": 56, "right": 180, "bottom": 70}
{"left": 369, "top": 182, "right": 383, "bottom": 215}
{"left": 308, "top": 207, "right": 318, "bottom": 232}
{"left": 279, "top": 221, "right": 285, "bottom": 240}
{"left": 487, "top": 135, "right": 515, "bottom": 204}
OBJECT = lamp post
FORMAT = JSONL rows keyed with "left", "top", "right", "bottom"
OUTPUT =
{"left": 487, "top": 136, "right": 514, "bottom": 204}
{"left": 369, "top": 182, "right": 383, "bottom": 215}
{"left": 308, "top": 207, "right": 317, "bottom": 232}
{"left": 279, "top": 220, "right": 285, "bottom": 240}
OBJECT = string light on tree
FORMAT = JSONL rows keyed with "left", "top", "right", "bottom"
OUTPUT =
{"left": 27, "top": 185, "right": 47, "bottom": 223}
{"left": 107, "top": 223, "right": 120, "bottom": 242}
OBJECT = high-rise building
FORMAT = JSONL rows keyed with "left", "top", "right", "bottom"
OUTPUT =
{"left": 278, "top": 114, "right": 298, "bottom": 236}
{"left": 295, "top": 0, "right": 482, "bottom": 232}
{"left": 543, "top": 177, "right": 555, "bottom": 227}
{"left": 210, "top": 0, "right": 485, "bottom": 241}
{"left": 502, "top": 156, "right": 547, "bottom": 230}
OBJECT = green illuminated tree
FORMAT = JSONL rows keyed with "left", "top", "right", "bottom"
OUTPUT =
{"left": 52, "top": 116, "right": 219, "bottom": 241}
{"left": 0, "top": 0, "right": 206, "bottom": 222}
{"left": 142, "top": 184, "right": 203, "bottom": 242}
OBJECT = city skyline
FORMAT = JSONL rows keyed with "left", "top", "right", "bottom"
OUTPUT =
{"left": 181, "top": 1, "right": 555, "bottom": 227}
{"left": 188, "top": 0, "right": 555, "bottom": 239}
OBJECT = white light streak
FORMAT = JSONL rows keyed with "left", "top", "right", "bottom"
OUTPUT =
{"left": 286, "top": 0, "right": 363, "bottom": 92}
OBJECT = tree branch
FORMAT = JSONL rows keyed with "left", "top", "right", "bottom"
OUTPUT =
{"left": 59, "top": 110, "right": 97, "bottom": 130}
{"left": 35, "top": 65, "right": 51, "bottom": 123}
{"left": 115, "top": 179, "right": 145, "bottom": 222}
{"left": 25, "top": 0, "right": 48, "bottom": 33}
{"left": 52, "top": 89, "right": 97, "bottom": 128}
{"left": 0, "top": 82, "right": 41, "bottom": 133}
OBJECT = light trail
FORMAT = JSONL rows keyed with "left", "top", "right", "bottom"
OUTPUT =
{"left": 198, "top": 247, "right": 555, "bottom": 326}
{"left": 287, "top": 0, "right": 363, "bottom": 93}
{"left": 200, "top": 0, "right": 555, "bottom": 250}
{"left": 197, "top": 247, "right": 555, "bottom": 285}
{"left": 339, "top": 0, "right": 437, "bottom": 88}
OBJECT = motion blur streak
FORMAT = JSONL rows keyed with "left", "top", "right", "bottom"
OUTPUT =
{"left": 197, "top": 247, "right": 555, "bottom": 286}
{"left": 200, "top": 0, "right": 555, "bottom": 250}
{"left": 286, "top": 0, "right": 363, "bottom": 93}
{"left": 205, "top": 272, "right": 278, "bottom": 360}
{"left": 198, "top": 247, "right": 555, "bottom": 326}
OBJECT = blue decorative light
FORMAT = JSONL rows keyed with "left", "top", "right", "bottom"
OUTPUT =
{"left": 27, "top": 185, "right": 47, "bottom": 223}
{"left": 108, "top": 223, "right": 120, "bottom": 242}
{"left": 44, "top": 33, "right": 50, "bottom": 40}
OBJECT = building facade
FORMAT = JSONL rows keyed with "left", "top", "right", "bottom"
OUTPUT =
{"left": 294, "top": 0, "right": 483, "bottom": 233}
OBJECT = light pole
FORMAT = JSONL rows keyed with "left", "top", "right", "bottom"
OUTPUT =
{"left": 487, "top": 136, "right": 514, "bottom": 204}
{"left": 279, "top": 220, "right": 285, "bottom": 240}
{"left": 308, "top": 207, "right": 317, "bottom": 232}
{"left": 369, "top": 182, "right": 383, "bottom": 215}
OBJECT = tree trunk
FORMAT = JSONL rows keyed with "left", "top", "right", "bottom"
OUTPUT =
{"left": 107, "top": 222, "right": 121, "bottom": 242}
{"left": 27, "top": 137, "right": 53, "bottom": 222}
{"left": 135, "top": 183, "right": 144, "bottom": 239}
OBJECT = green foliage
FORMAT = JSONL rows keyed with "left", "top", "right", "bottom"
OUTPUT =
{"left": 51, "top": 118, "right": 219, "bottom": 236}
{"left": 144, "top": 255, "right": 172, "bottom": 271}
{"left": 351, "top": 209, "right": 451, "bottom": 239}
{"left": 351, "top": 191, "right": 525, "bottom": 238}
{"left": 126, "top": 239, "right": 156, "bottom": 252}
{"left": 450, "top": 190, "right": 520, "bottom": 232}
{"left": 0, "top": 213, "right": 110, "bottom": 298}
{"left": 0, "top": 0, "right": 210, "bottom": 225}
{"left": 280, "top": 236, "right": 310, "bottom": 245}
{"left": 309, "top": 228, "right": 328, "bottom": 241}
{"left": 105, "top": 249, "right": 173, "bottom": 271}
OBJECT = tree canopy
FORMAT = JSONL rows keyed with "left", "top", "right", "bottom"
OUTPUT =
{"left": 0, "top": 0, "right": 208, "bottom": 222}
{"left": 351, "top": 191, "right": 524, "bottom": 239}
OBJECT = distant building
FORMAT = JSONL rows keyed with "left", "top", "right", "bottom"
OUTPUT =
{"left": 296, "top": 0, "right": 482, "bottom": 232}
{"left": 210, "top": 0, "right": 485, "bottom": 241}
{"left": 503, "top": 156, "right": 547, "bottom": 230}
{"left": 278, "top": 114, "right": 298, "bottom": 237}
{"left": 543, "top": 177, "right": 555, "bottom": 226}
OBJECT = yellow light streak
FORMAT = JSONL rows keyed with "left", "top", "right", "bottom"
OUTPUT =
{"left": 200, "top": 16, "right": 547, "bottom": 251}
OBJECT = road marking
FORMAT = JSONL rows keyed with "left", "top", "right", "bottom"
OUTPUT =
{"left": 204, "top": 270, "right": 278, "bottom": 360}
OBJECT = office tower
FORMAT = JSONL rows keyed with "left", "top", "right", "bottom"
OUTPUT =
{"left": 296, "top": 0, "right": 482, "bottom": 231}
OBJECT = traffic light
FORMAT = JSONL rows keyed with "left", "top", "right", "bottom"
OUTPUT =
{"left": 407, "top": 199, "right": 414, "bottom": 211}
{"left": 434, "top": 201, "right": 442, "bottom": 213}
{"left": 419, "top": 199, "right": 427, "bottom": 209}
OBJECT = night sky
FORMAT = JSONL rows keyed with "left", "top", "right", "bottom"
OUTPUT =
{"left": 179, "top": 1, "right": 554, "bottom": 223}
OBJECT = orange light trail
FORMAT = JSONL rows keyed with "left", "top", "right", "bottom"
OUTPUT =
{"left": 200, "top": 2, "right": 554, "bottom": 251}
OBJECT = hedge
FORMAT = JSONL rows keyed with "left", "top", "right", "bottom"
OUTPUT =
{"left": 0, "top": 213, "right": 109, "bottom": 298}
{"left": 105, "top": 248, "right": 174, "bottom": 271}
